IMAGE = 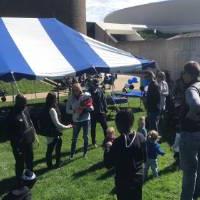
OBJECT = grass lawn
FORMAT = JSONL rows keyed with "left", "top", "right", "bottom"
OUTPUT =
{"left": 0, "top": 99, "right": 182, "bottom": 200}
{"left": 0, "top": 79, "right": 53, "bottom": 95}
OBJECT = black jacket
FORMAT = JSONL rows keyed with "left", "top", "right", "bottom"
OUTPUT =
{"left": 39, "top": 106, "right": 62, "bottom": 137}
{"left": 8, "top": 107, "right": 35, "bottom": 145}
{"left": 146, "top": 80, "right": 160, "bottom": 112}
{"left": 104, "top": 133, "right": 147, "bottom": 188}
{"left": 89, "top": 87, "right": 107, "bottom": 114}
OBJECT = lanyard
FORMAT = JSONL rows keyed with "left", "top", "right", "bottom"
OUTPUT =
{"left": 124, "top": 132, "right": 136, "bottom": 148}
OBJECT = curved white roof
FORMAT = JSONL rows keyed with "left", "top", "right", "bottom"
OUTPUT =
{"left": 104, "top": 0, "right": 200, "bottom": 33}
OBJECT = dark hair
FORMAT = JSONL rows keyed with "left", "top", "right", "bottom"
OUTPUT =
{"left": 144, "top": 70, "right": 155, "bottom": 80}
{"left": 115, "top": 110, "right": 134, "bottom": 134}
{"left": 46, "top": 92, "right": 57, "bottom": 109}
{"left": 184, "top": 61, "right": 200, "bottom": 80}
{"left": 15, "top": 94, "right": 27, "bottom": 108}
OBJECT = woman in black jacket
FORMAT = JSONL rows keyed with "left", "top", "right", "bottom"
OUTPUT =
{"left": 104, "top": 110, "right": 147, "bottom": 200}
{"left": 43, "top": 92, "right": 72, "bottom": 169}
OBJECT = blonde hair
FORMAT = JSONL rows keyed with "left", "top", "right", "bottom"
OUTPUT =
{"left": 72, "top": 83, "right": 82, "bottom": 94}
{"left": 148, "top": 130, "right": 161, "bottom": 141}
{"left": 106, "top": 127, "right": 115, "bottom": 135}
{"left": 138, "top": 116, "right": 145, "bottom": 126}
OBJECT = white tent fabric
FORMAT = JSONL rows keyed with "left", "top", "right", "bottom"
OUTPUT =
{"left": 0, "top": 17, "right": 155, "bottom": 81}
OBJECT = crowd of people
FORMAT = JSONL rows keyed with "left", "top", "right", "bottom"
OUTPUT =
{"left": 3, "top": 61, "right": 200, "bottom": 200}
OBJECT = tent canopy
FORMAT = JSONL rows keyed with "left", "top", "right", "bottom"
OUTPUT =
{"left": 0, "top": 17, "right": 155, "bottom": 81}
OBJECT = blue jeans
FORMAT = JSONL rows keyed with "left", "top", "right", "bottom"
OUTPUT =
{"left": 70, "top": 120, "right": 90, "bottom": 157}
{"left": 180, "top": 132, "right": 200, "bottom": 200}
{"left": 144, "top": 159, "right": 158, "bottom": 179}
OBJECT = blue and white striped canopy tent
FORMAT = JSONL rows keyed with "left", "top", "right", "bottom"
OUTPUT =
{"left": 0, "top": 18, "right": 155, "bottom": 81}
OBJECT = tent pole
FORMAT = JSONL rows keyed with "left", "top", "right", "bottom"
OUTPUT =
{"left": 11, "top": 82, "right": 15, "bottom": 103}
{"left": 11, "top": 73, "right": 20, "bottom": 94}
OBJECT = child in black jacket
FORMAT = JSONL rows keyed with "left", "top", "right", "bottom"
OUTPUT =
{"left": 104, "top": 110, "right": 147, "bottom": 200}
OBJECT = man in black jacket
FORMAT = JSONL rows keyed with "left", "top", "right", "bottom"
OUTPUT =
{"left": 89, "top": 79, "right": 108, "bottom": 147}
{"left": 145, "top": 71, "right": 161, "bottom": 131}
{"left": 8, "top": 94, "right": 35, "bottom": 180}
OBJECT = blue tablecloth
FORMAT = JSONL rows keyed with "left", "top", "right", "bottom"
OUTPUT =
{"left": 114, "top": 90, "right": 143, "bottom": 98}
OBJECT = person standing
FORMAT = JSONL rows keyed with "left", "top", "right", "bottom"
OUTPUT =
{"left": 89, "top": 79, "right": 108, "bottom": 147}
{"left": 8, "top": 94, "right": 36, "bottom": 180}
{"left": 180, "top": 61, "right": 200, "bottom": 200}
{"left": 145, "top": 71, "right": 161, "bottom": 131}
{"left": 104, "top": 110, "right": 147, "bottom": 200}
{"left": 66, "top": 83, "right": 93, "bottom": 159}
{"left": 41, "top": 92, "right": 72, "bottom": 169}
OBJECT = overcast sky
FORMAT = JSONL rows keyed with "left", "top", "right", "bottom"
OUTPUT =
{"left": 86, "top": 0, "right": 164, "bottom": 22}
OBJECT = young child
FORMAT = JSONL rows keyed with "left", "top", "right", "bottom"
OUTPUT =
{"left": 137, "top": 116, "right": 147, "bottom": 139}
{"left": 77, "top": 92, "right": 93, "bottom": 120}
{"left": 103, "top": 127, "right": 116, "bottom": 151}
{"left": 144, "top": 130, "right": 165, "bottom": 179}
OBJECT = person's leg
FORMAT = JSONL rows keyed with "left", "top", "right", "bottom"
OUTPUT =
{"left": 193, "top": 152, "right": 200, "bottom": 199}
{"left": 70, "top": 122, "right": 81, "bottom": 158}
{"left": 82, "top": 120, "right": 89, "bottom": 156}
{"left": 144, "top": 160, "right": 150, "bottom": 180}
{"left": 98, "top": 113, "right": 108, "bottom": 138}
{"left": 180, "top": 133, "right": 199, "bottom": 200}
{"left": 46, "top": 138, "right": 57, "bottom": 168}
{"left": 11, "top": 142, "right": 24, "bottom": 179}
{"left": 150, "top": 159, "right": 159, "bottom": 177}
{"left": 90, "top": 113, "right": 97, "bottom": 145}
{"left": 55, "top": 137, "right": 62, "bottom": 166}
{"left": 24, "top": 143, "right": 33, "bottom": 171}
{"left": 148, "top": 112, "right": 160, "bottom": 132}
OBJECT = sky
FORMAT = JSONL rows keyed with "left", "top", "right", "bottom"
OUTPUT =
{"left": 86, "top": 0, "right": 164, "bottom": 22}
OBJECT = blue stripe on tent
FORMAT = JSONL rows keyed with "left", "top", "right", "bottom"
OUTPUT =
{"left": 0, "top": 19, "right": 35, "bottom": 81}
{"left": 39, "top": 18, "right": 109, "bottom": 74}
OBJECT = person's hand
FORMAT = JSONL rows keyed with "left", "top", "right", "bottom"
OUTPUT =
{"left": 66, "top": 124, "right": 73, "bottom": 129}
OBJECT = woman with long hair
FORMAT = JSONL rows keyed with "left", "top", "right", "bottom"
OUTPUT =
{"left": 44, "top": 92, "right": 72, "bottom": 169}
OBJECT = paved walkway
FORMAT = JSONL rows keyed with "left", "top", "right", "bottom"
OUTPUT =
{"left": 4, "top": 75, "right": 139, "bottom": 102}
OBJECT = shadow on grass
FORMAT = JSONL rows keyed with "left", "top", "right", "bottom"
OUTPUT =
{"left": 33, "top": 145, "right": 94, "bottom": 167}
{"left": 144, "top": 162, "right": 178, "bottom": 183}
{"left": 96, "top": 168, "right": 115, "bottom": 180}
{"left": 0, "top": 176, "right": 16, "bottom": 196}
{"left": 73, "top": 161, "right": 104, "bottom": 179}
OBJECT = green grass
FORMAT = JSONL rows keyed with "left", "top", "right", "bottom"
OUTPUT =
{"left": 0, "top": 99, "right": 182, "bottom": 200}
{"left": 0, "top": 79, "right": 53, "bottom": 95}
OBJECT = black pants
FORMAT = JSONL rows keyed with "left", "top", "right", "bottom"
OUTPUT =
{"left": 46, "top": 137, "right": 62, "bottom": 168}
{"left": 116, "top": 184, "right": 142, "bottom": 200}
{"left": 91, "top": 112, "right": 108, "bottom": 145}
{"left": 11, "top": 142, "right": 33, "bottom": 179}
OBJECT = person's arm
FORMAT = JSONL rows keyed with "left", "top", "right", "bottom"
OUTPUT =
{"left": 156, "top": 144, "right": 165, "bottom": 156}
{"left": 186, "top": 87, "right": 200, "bottom": 120}
{"left": 101, "top": 91, "right": 108, "bottom": 113}
{"left": 49, "top": 108, "right": 72, "bottom": 130}
{"left": 66, "top": 96, "right": 73, "bottom": 114}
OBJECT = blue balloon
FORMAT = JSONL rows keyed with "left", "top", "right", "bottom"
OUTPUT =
{"left": 128, "top": 79, "right": 133, "bottom": 84}
{"left": 131, "top": 77, "right": 138, "bottom": 83}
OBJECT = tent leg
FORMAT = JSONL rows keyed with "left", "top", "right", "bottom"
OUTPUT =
{"left": 11, "top": 82, "right": 15, "bottom": 103}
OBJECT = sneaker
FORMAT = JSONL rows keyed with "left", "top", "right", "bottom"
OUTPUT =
{"left": 93, "top": 144, "right": 98, "bottom": 148}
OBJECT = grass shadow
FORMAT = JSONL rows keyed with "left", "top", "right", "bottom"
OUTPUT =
{"left": 73, "top": 161, "right": 104, "bottom": 179}
{"left": 0, "top": 176, "right": 16, "bottom": 196}
{"left": 97, "top": 168, "right": 115, "bottom": 180}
